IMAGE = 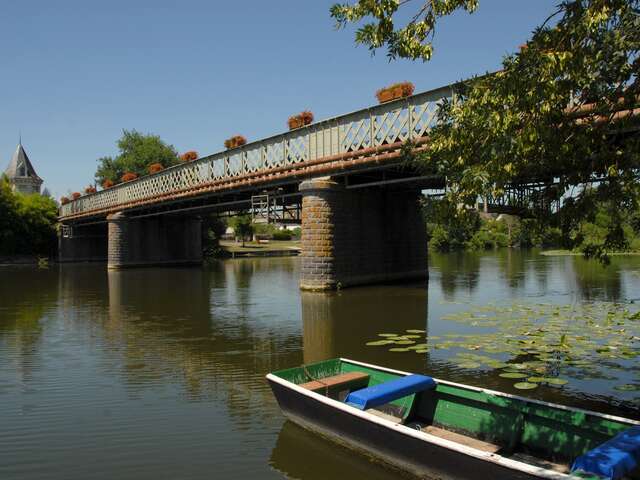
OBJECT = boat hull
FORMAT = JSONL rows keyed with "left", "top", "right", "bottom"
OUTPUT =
{"left": 268, "top": 377, "right": 549, "bottom": 480}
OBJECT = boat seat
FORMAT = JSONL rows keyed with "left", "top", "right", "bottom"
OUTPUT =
{"left": 571, "top": 426, "right": 640, "bottom": 480}
{"left": 422, "top": 426, "right": 501, "bottom": 454}
{"left": 345, "top": 374, "right": 436, "bottom": 410}
{"left": 300, "top": 372, "right": 369, "bottom": 400}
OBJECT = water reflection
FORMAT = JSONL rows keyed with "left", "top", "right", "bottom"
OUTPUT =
{"left": 0, "top": 252, "right": 639, "bottom": 480}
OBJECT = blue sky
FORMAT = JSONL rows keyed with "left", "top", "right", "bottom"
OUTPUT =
{"left": 0, "top": 1, "right": 559, "bottom": 198}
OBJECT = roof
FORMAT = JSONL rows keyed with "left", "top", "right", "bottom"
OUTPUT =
{"left": 4, "top": 143, "right": 41, "bottom": 181}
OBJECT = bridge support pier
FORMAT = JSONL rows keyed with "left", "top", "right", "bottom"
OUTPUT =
{"left": 299, "top": 177, "right": 427, "bottom": 290}
{"left": 58, "top": 223, "right": 108, "bottom": 262}
{"left": 107, "top": 212, "right": 202, "bottom": 269}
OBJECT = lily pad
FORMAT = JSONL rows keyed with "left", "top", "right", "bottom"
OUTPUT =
{"left": 406, "top": 329, "right": 425, "bottom": 334}
{"left": 366, "top": 340, "right": 393, "bottom": 346}
{"left": 378, "top": 333, "right": 398, "bottom": 337}
{"left": 395, "top": 340, "right": 416, "bottom": 345}
{"left": 614, "top": 384, "right": 640, "bottom": 392}
{"left": 527, "top": 377, "right": 546, "bottom": 383}
{"left": 458, "top": 362, "right": 481, "bottom": 369}
{"left": 499, "top": 372, "right": 528, "bottom": 379}
{"left": 545, "top": 378, "right": 569, "bottom": 386}
{"left": 389, "top": 348, "right": 410, "bottom": 352}
{"left": 414, "top": 349, "right": 428, "bottom": 354}
{"left": 514, "top": 382, "right": 538, "bottom": 390}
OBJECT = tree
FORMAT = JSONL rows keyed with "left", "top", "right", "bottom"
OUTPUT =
{"left": 229, "top": 215, "right": 254, "bottom": 247}
{"left": 333, "top": 0, "right": 640, "bottom": 261}
{"left": 331, "top": 0, "right": 478, "bottom": 61}
{"left": 95, "top": 130, "right": 180, "bottom": 185}
{"left": 0, "top": 176, "right": 58, "bottom": 256}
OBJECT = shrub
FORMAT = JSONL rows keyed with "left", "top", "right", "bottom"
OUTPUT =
{"left": 102, "top": 179, "right": 114, "bottom": 189}
{"left": 121, "top": 172, "right": 138, "bottom": 182}
{"left": 224, "top": 135, "right": 247, "bottom": 150}
{"left": 288, "top": 111, "right": 314, "bottom": 130}
{"left": 148, "top": 162, "right": 164, "bottom": 174}
{"left": 376, "top": 81, "right": 415, "bottom": 103}
{"left": 85, "top": 186, "right": 97, "bottom": 194}
{"left": 71, "top": 192, "right": 81, "bottom": 200}
{"left": 272, "top": 230, "right": 292, "bottom": 241}
{"left": 180, "top": 151, "right": 198, "bottom": 162}
{"left": 291, "top": 227, "right": 301, "bottom": 238}
{"left": 60, "top": 196, "right": 70, "bottom": 205}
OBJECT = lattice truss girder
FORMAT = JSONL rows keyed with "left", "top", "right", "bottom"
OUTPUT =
{"left": 60, "top": 88, "right": 453, "bottom": 217}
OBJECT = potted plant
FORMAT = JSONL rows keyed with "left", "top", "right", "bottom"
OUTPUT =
{"left": 60, "top": 196, "right": 70, "bottom": 205}
{"left": 287, "top": 110, "right": 314, "bottom": 130}
{"left": 102, "top": 179, "right": 114, "bottom": 189}
{"left": 180, "top": 151, "right": 198, "bottom": 162}
{"left": 121, "top": 172, "right": 138, "bottom": 182}
{"left": 148, "top": 162, "right": 164, "bottom": 174}
{"left": 224, "top": 135, "right": 247, "bottom": 150}
{"left": 85, "top": 186, "right": 97, "bottom": 194}
{"left": 375, "top": 81, "right": 415, "bottom": 103}
{"left": 71, "top": 192, "right": 81, "bottom": 200}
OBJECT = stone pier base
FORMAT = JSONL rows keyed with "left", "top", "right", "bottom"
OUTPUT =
{"left": 107, "top": 213, "right": 202, "bottom": 270}
{"left": 299, "top": 177, "right": 427, "bottom": 290}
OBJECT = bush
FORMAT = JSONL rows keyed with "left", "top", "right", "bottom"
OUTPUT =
{"left": 180, "top": 151, "right": 198, "bottom": 162}
{"left": 272, "top": 230, "right": 292, "bottom": 241}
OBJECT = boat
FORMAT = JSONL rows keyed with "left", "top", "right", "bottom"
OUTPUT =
{"left": 266, "top": 358, "right": 640, "bottom": 480}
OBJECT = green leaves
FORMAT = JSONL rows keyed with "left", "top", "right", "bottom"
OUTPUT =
{"left": 330, "top": 0, "right": 478, "bottom": 61}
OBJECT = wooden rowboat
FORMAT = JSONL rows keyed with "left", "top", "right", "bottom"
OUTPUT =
{"left": 267, "top": 358, "right": 640, "bottom": 480}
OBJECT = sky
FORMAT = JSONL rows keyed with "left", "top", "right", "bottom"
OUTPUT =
{"left": 0, "top": 0, "right": 559, "bottom": 198}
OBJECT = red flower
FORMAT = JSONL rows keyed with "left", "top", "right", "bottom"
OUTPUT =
{"left": 60, "top": 196, "right": 70, "bottom": 205}
{"left": 71, "top": 192, "right": 81, "bottom": 199}
{"left": 180, "top": 151, "right": 198, "bottom": 162}
{"left": 121, "top": 172, "right": 138, "bottom": 182}
{"left": 102, "top": 179, "right": 114, "bottom": 189}
{"left": 84, "top": 186, "right": 97, "bottom": 194}
{"left": 376, "top": 81, "right": 415, "bottom": 103}
{"left": 148, "top": 163, "right": 164, "bottom": 173}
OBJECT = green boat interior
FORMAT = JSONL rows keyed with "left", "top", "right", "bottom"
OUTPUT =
{"left": 272, "top": 359, "right": 640, "bottom": 479}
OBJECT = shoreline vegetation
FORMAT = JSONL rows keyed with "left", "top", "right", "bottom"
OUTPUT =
{"left": 424, "top": 197, "right": 640, "bottom": 260}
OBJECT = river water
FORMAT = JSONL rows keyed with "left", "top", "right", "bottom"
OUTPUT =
{"left": 1, "top": 250, "right": 639, "bottom": 479}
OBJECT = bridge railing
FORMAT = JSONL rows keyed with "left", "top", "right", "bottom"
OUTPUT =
{"left": 60, "top": 84, "right": 454, "bottom": 218}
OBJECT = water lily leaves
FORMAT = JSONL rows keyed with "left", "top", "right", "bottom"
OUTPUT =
{"left": 403, "top": 335, "right": 422, "bottom": 339}
{"left": 395, "top": 340, "right": 416, "bottom": 345}
{"left": 614, "top": 384, "right": 640, "bottom": 392}
{"left": 514, "top": 382, "right": 538, "bottom": 390}
{"left": 389, "top": 348, "right": 410, "bottom": 352}
{"left": 366, "top": 340, "right": 394, "bottom": 346}
{"left": 414, "top": 349, "right": 428, "bottom": 354}
{"left": 378, "top": 333, "right": 398, "bottom": 337}
{"left": 458, "top": 362, "right": 481, "bottom": 369}
{"left": 499, "top": 372, "right": 528, "bottom": 379}
{"left": 527, "top": 377, "right": 546, "bottom": 383}
{"left": 545, "top": 378, "right": 569, "bottom": 386}
{"left": 406, "top": 329, "right": 425, "bottom": 334}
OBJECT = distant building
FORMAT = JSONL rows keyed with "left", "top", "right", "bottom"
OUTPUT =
{"left": 3, "top": 142, "right": 43, "bottom": 194}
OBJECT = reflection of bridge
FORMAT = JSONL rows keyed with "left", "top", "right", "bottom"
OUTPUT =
{"left": 59, "top": 86, "right": 455, "bottom": 289}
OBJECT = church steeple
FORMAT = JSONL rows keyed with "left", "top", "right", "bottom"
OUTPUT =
{"left": 3, "top": 142, "right": 43, "bottom": 194}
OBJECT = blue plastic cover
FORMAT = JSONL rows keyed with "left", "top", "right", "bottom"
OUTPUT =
{"left": 571, "top": 426, "right": 640, "bottom": 480}
{"left": 345, "top": 374, "right": 436, "bottom": 410}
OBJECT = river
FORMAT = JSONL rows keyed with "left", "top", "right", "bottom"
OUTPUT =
{"left": 1, "top": 250, "right": 639, "bottom": 479}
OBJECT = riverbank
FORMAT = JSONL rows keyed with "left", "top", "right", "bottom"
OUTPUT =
{"left": 218, "top": 240, "right": 300, "bottom": 258}
{"left": 0, "top": 255, "right": 50, "bottom": 266}
{"left": 541, "top": 249, "right": 640, "bottom": 256}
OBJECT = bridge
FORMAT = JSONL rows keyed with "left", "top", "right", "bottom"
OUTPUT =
{"left": 57, "top": 81, "right": 638, "bottom": 290}
{"left": 59, "top": 83, "right": 456, "bottom": 289}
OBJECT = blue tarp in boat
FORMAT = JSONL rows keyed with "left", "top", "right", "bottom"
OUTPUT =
{"left": 571, "top": 425, "right": 640, "bottom": 480}
{"left": 345, "top": 374, "right": 436, "bottom": 410}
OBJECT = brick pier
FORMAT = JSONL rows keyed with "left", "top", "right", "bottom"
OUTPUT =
{"left": 299, "top": 177, "right": 428, "bottom": 290}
